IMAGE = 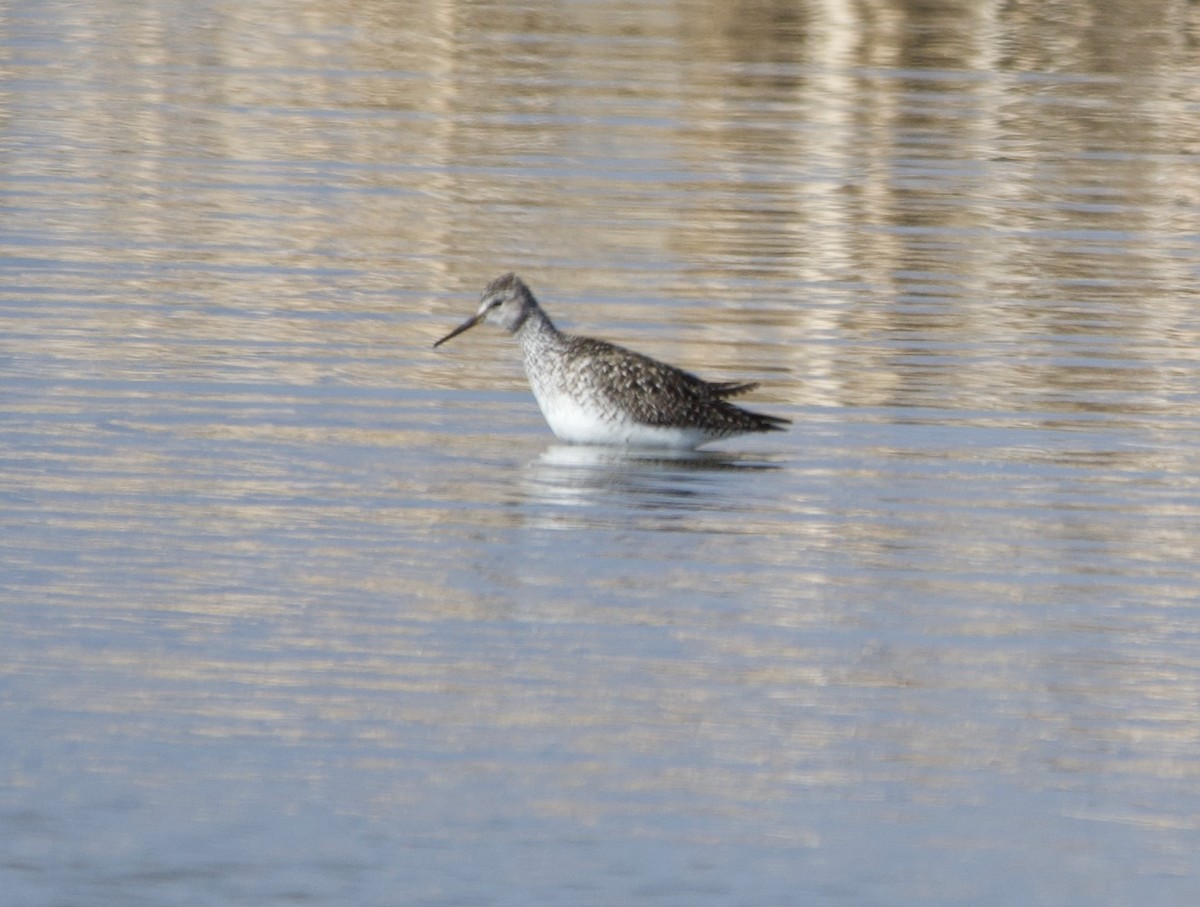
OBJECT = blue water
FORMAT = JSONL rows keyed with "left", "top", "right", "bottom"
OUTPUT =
{"left": 4, "top": 1, "right": 1200, "bottom": 905}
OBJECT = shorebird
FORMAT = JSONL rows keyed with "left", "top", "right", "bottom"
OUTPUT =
{"left": 433, "top": 273, "right": 790, "bottom": 449}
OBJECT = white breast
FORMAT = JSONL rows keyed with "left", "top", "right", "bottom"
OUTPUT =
{"left": 532, "top": 385, "right": 713, "bottom": 449}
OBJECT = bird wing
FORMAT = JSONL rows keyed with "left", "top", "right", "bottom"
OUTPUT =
{"left": 705, "top": 380, "right": 760, "bottom": 398}
{"left": 564, "top": 336, "right": 776, "bottom": 429}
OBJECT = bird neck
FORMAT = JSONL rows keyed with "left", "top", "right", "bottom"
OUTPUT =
{"left": 516, "top": 304, "right": 565, "bottom": 354}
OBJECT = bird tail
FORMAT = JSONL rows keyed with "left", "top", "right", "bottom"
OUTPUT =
{"left": 708, "top": 380, "right": 760, "bottom": 398}
{"left": 754, "top": 412, "right": 791, "bottom": 432}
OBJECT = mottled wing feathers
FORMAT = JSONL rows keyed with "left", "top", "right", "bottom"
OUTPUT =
{"left": 563, "top": 336, "right": 789, "bottom": 434}
{"left": 706, "top": 380, "right": 760, "bottom": 398}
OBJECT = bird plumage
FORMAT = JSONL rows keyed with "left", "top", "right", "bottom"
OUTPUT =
{"left": 434, "top": 273, "right": 789, "bottom": 449}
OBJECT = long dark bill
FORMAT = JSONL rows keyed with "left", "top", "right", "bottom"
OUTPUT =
{"left": 433, "top": 313, "right": 484, "bottom": 348}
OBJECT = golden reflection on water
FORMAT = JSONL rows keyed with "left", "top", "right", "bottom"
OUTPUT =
{"left": 6, "top": 0, "right": 1198, "bottom": 413}
{"left": 4, "top": 0, "right": 1200, "bottom": 901}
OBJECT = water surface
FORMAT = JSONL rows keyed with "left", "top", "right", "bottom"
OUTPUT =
{"left": 3, "top": 1, "right": 1200, "bottom": 905}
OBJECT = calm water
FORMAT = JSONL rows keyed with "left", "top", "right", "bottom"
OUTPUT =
{"left": 4, "top": 1, "right": 1200, "bottom": 904}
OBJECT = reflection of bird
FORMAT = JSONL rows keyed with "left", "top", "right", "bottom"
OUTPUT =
{"left": 434, "top": 273, "right": 790, "bottom": 449}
